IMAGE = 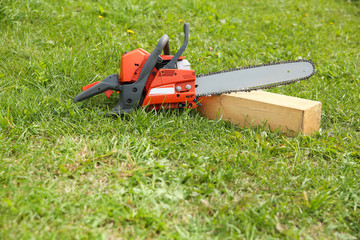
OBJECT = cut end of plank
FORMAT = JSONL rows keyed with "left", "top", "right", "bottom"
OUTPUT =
{"left": 197, "top": 91, "right": 321, "bottom": 135}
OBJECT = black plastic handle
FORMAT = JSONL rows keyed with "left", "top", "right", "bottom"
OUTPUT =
{"left": 137, "top": 34, "right": 169, "bottom": 84}
{"left": 163, "top": 23, "right": 189, "bottom": 69}
{"left": 73, "top": 74, "right": 120, "bottom": 103}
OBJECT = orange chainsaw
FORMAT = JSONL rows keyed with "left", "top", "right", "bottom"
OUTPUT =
{"left": 74, "top": 23, "right": 315, "bottom": 115}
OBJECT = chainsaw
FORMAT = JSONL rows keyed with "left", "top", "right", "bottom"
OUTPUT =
{"left": 74, "top": 23, "right": 315, "bottom": 115}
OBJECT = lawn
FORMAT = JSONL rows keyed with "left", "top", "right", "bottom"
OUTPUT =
{"left": 0, "top": 0, "right": 359, "bottom": 239}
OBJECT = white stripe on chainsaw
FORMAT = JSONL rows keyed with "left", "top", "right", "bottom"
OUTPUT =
{"left": 149, "top": 86, "right": 175, "bottom": 95}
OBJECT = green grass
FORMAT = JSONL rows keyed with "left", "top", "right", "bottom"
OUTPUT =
{"left": 1, "top": 0, "right": 359, "bottom": 239}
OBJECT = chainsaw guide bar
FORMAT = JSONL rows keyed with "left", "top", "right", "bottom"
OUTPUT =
{"left": 195, "top": 59, "right": 316, "bottom": 97}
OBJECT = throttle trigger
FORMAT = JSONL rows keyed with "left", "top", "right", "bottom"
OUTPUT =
{"left": 105, "top": 90, "right": 113, "bottom": 98}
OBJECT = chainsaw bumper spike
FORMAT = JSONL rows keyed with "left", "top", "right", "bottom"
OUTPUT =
{"left": 74, "top": 23, "right": 315, "bottom": 115}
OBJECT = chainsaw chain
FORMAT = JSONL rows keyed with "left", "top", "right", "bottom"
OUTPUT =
{"left": 195, "top": 59, "right": 316, "bottom": 97}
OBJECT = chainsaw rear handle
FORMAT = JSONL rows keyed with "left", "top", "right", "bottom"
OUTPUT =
{"left": 73, "top": 74, "right": 120, "bottom": 103}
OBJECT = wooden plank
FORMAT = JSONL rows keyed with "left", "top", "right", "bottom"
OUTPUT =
{"left": 197, "top": 91, "right": 321, "bottom": 135}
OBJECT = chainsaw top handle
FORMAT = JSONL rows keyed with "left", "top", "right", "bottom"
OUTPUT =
{"left": 137, "top": 22, "right": 189, "bottom": 82}
{"left": 136, "top": 34, "right": 170, "bottom": 85}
